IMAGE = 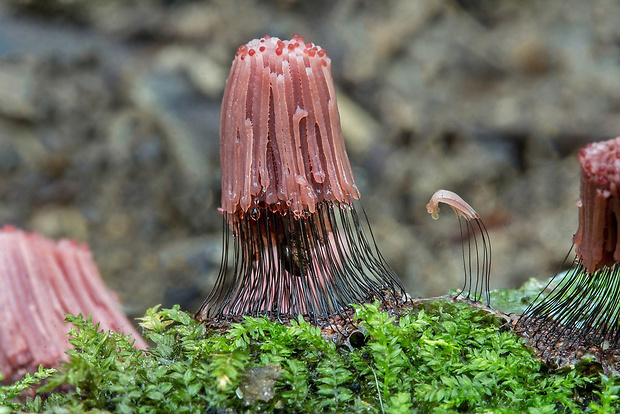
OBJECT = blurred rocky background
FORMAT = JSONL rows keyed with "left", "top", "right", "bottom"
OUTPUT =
{"left": 0, "top": 0, "right": 618, "bottom": 319}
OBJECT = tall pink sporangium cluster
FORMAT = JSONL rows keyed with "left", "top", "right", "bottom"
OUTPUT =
{"left": 195, "top": 35, "right": 406, "bottom": 325}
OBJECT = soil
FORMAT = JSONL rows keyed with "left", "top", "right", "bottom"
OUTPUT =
{"left": 0, "top": 0, "right": 619, "bottom": 321}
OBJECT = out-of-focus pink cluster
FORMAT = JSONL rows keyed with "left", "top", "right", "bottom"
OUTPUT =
{"left": 0, "top": 225, "right": 146, "bottom": 383}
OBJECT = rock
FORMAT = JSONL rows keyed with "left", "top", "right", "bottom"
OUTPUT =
{"left": 337, "top": 89, "right": 382, "bottom": 156}
{"left": 29, "top": 206, "right": 89, "bottom": 241}
{"left": 127, "top": 56, "right": 221, "bottom": 229}
{"left": 0, "top": 56, "right": 39, "bottom": 121}
{"left": 103, "top": 212, "right": 131, "bottom": 241}
{"left": 158, "top": 236, "right": 222, "bottom": 310}
{"left": 107, "top": 110, "right": 164, "bottom": 167}
{"left": 87, "top": 1, "right": 165, "bottom": 38}
{"left": 0, "top": 124, "right": 21, "bottom": 173}
{"left": 164, "top": 3, "right": 225, "bottom": 41}
{"left": 0, "top": 119, "right": 44, "bottom": 169}
{"left": 237, "top": 365, "right": 281, "bottom": 405}
{"left": 129, "top": 63, "right": 219, "bottom": 186}
{"left": 155, "top": 47, "right": 227, "bottom": 99}
{"left": 510, "top": 36, "right": 553, "bottom": 75}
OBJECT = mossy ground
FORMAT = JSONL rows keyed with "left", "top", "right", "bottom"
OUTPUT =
{"left": 1, "top": 295, "right": 619, "bottom": 413}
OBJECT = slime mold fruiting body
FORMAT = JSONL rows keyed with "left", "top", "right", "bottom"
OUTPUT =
{"left": 196, "top": 35, "right": 405, "bottom": 325}
{"left": 0, "top": 226, "right": 146, "bottom": 383}
{"left": 519, "top": 137, "right": 620, "bottom": 350}
{"left": 427, "top": 189, "right": 491, "bottom": 304}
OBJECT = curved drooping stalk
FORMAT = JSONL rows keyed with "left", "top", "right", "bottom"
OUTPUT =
{"left": 426, "top": 189, "right": 492, "bottom": 305}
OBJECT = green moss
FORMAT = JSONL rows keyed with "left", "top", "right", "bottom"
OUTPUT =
{"left": 1, "top": 300, "right": 618, "bottom": 413}
{"left": 489, "top": 277, "right": 552, "bottom": 315}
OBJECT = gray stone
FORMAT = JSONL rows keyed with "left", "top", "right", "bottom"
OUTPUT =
{"left": 237, "top": 365, "right": 281, "bottom": 405}
{"left": 129, "top": 63, "right": 219, "bottom": 187}
{"left": 0, "top": 56, "right": 38, "bottom": 121}
{"left": 28, "top": 206, "right": 89, "bottom": 241}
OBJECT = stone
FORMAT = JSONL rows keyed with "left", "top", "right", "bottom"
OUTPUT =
{"left": 237, "top": 365, "right": 281, "bottom": 405}
{"left": 29, "top": 206, "right": 89, "bottom": 242}
{"left": 129, "top": 63, "right": 219, "bottom": 187}
{"left": 0, "top": 56, "right": 39, "bottom": 121}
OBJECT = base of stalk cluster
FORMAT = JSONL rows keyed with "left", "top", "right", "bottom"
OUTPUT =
{"left": 195, "top": 200, "right": 406, "bottom": 326}
{"left": 516, "top": 314, "right": 620, "bottom": 372}
{"left": 517, "top": 257, "right": 620, "bottom": 351}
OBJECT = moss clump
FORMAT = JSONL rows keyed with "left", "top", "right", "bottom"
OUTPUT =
{"left": 489, "top": 277, "right": 554, "bottom": 315}
{"left": 1, "top": 301, "right": 618, "bottom": 413}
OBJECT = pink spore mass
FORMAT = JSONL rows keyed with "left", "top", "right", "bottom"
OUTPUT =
{"left": 220, "top": 35, "right": 360, "bottom": 219}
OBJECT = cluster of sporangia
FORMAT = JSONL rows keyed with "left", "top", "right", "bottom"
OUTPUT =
{"left": 0, "top": 36, "right": 620, "bottom": 388}
{"left": 197, "top": 34, "right": 620, "bottom": 360}
{"left": 3, "top": 34, "right": 615, "bottom": 385}
{"left": 0, "top": 34, "right": 493, "bottom": 385}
